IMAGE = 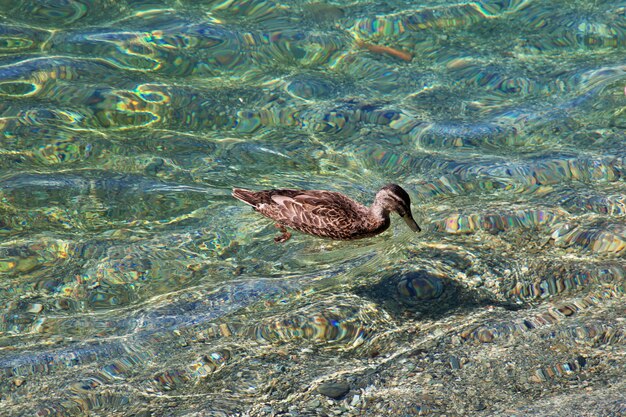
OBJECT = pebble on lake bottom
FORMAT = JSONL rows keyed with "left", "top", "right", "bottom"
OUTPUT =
{"left": 317, "top": 381, "right": 351, "bottom": 399}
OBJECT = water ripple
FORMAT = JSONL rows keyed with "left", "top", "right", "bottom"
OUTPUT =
{"left": 1, "top": 0, "right": 625, "bottom": 415}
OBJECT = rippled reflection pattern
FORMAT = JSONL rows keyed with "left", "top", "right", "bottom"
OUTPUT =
{"left": 0, "top": 0, "right": 625, "bottom": 416}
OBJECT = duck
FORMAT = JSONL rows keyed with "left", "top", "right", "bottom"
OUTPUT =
{"left": 232, "top": 184, "right": 421, "bottom": 242}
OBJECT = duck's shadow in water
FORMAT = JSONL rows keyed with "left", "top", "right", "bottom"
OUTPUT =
{"left": 354, "top": 269, "right": 523, "bottom": 321}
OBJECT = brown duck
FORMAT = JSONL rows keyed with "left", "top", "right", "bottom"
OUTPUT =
{"left": 232, "top": 184, "right": 421, "bottom": 242}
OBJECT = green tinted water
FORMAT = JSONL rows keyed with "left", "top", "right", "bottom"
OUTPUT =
{"left": 0, "top": 1, "right": 625, "bottom": 416}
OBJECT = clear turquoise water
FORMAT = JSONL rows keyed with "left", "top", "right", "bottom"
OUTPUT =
{"left": 0, "top": 1, "right": 625, "bottom": 416}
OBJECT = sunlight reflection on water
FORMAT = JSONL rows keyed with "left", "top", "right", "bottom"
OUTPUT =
{"left": 0, "top": 0, "right": 625, "bottom": 416}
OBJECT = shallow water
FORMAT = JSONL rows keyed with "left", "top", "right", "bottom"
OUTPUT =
{"left": 0, "top": 1, "right": 625, "bottom": 416}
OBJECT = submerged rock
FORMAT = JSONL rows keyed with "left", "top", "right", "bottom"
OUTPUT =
{"left": 317, "top": 381, "right": 350, "bottom": 399}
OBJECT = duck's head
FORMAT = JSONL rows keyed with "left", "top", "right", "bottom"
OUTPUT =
{"left": 375, "top": 184, "right": 421, "bottom": 232}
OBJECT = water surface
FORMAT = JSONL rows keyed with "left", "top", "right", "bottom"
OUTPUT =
{"left": 0, "top": 1, "right": 625, "bottom": 416}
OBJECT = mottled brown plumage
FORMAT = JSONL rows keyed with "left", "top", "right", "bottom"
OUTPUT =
{"left": 232, "top": 184, "right": 421, "bottom": 242}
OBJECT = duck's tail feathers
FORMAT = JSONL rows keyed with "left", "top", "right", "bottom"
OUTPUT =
{"left": 232, "top": 188, "right": 258, "bottom": 207}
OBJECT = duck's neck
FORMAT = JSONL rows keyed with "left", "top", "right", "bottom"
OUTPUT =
{"left": 369, "top": 199, "right": 391, "bottom": 228}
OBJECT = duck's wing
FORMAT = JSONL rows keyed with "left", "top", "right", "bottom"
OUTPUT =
{"left": 232, "top": 188, "right": 307, "bottom": 208}
{"left": 262, "top": 190, "right": 364, "bottom": 228}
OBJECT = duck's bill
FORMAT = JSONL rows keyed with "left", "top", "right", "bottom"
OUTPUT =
{"left": 402, "top": 213, "right": 421, "bottom": 233}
